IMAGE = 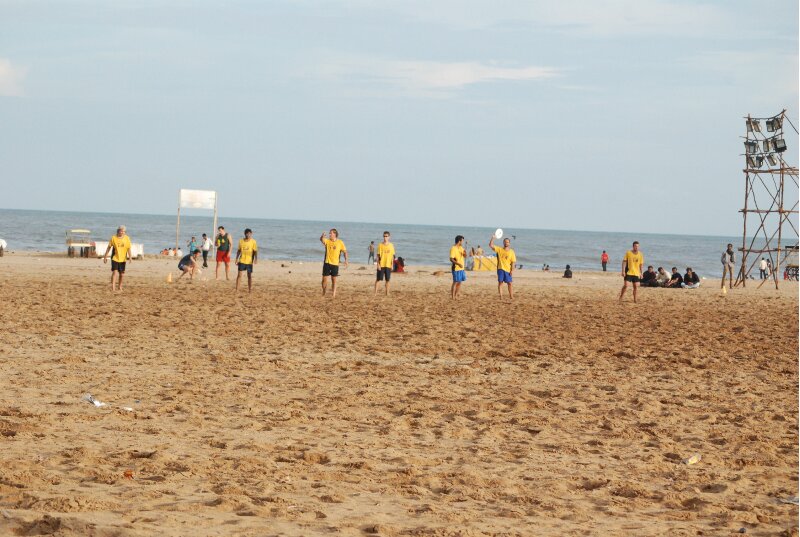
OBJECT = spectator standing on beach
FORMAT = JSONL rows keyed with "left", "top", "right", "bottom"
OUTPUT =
{"left": 601, "top": 250, "right": 609, "bottom": 272}
{"left": 721, "top": 243, "right": 735, "bottom": 289}
{"left": 177, "top": 249, "right": 201, "bottom": 281}
{"left": 665, "top": 267, "right": 683, "bottom": 288}
{"left": 618, "top": 241, "right": 643, "bottom": 303}
{"left": 368, "top": 241, "right": 375, "bottom": 264}
{"left": 489, "top": 234, "right": 516, "bottom": 300}
{"left": 681, "top": 267, "right": 700, "bottom": 289}
{"left": 374, "top": 231, "right": 395, "bottom": 296}
{"left": 235, "top": 228, "right": 257, "bottom": 293}
{"left": 102, "top": 225, "right": 132, "bottom": 292}
{"left": 759, "top": 257, "right": 768, "bottom": 279}
{"left": 201, "top": 233, "right": 212, "bottom": 268}
{"left": 450, "top": 235, "right": 467, "bottom": 299}
{"left": 320, "top": 229, "right": 348, "bottom": 298}
{"left": 767, "top": 260, "right": 773, "bottom": 278}
{"left": 187, "top": 236, "right": 198, "bottom": 255}
{"left": 215, "top": 226, "right": 232, "bottom": 281}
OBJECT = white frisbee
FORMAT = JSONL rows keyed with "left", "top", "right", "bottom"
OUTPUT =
{"left": 494, "top": 228, "right": 503, "bottom": 239}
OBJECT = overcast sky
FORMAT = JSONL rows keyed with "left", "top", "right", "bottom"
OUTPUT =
{"left": 1, "top": 0, "right": 797, "bottom": 235}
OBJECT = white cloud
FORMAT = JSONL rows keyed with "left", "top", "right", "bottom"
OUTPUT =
{"left": 0, "top": 58, "right": 27, "bottom": 97}
{"left": 316, "top": 55, "right": 559, "bottom": 97}
{"left": 306, "top": 0, "right": 735, "bottom": 38}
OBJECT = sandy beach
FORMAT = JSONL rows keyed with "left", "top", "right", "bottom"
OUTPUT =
{"left": 0, "top": 252, "right": 797, "bottom": 536}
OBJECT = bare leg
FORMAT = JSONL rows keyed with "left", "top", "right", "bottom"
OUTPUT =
{"left": 451, "top": 281, "right": 456, "bottom": 299}
{"left": 619, "top": 281, "right": 628, "bottom": 301}
{"left": 507, "top": 282, "right": 513, "bottom": 300}
{"left": 225, "top": 262, "right": 231, "bottom": 281}
{"left": 110, "top": 271, "right": 116, "bottom": 291}
{"left": 215, "top": 261, "right": 220, "bottom": 280}
{"left": 632, "top": 282, "right": 639, "bottom": 303}
{"left": 235, "top": 270, "right": 242, "bottom": 291}
{"left": 247, "top": 272, "right": 252, "bottom": 293}
{"left": 454, "top": 282, "right": 462, "bottom": 298}
{"left": 117, "top": 272, "right": 124, "bottom": 291}
{"left": 322, "top": 276, "right": 328, "bottom": 296}
{"left": 177, "top": 269, "right": 189, "bottom": 280}
{"left": 497, "top": 282, "right": 502, "bottom": 299}
{"left": 331, "top": 276, "right": 338, "bottom": 298}
{"left": 385, "top": 280, "right": 390, "bottom": 296}
{"left": 374, "top": 279, "right": 379, "bottom": 295}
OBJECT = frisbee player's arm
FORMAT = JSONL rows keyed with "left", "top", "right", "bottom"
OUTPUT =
{"left": 621, "top": 257, "right": 627, "bottom": 277}
{"left": 253, "top": 248, "right": 257, "bottom": 264}
{"left": 343, "top": 248, "right": 349, "bottom": 268}
{"left": 450, "top": 256, "right": 460, "bottom": 269}
{"left": 102, "top": 243, "right": 112, "bottom": 263}
{"left": 235, "top": 247, "right": 241, "bottom": 264}
{"left": 319, "top": 233, "right": 326, "bottom": 244}
{"left": 488, "top": 236, "right": 495, "bottom": 250}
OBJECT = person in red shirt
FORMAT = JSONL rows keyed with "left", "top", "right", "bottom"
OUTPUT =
{"left": 601, "top": 250, "right": 609, "bottom": 272}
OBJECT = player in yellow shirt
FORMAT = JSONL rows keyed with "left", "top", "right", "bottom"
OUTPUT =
{"left": 320, "top": 228, "right": 348, "bottom": 298}
{"left": 619, "top": 240, "right": 644, "bottom": 303}
{"left": 449, "top": 235, "right": 467, "bottom": 299}
{"left": 374, "top": 231, "right": 395, "bottom": 296}
{"left": 102, "top": 225, "right": 132, "bottom": 292}
{"left": 235, "top": 228, "right": 258, "bottom": 293}
{"left": 488, "top": 235, "right": 517, "bottom": 300}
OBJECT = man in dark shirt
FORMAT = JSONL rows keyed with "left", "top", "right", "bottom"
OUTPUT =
{"left": 681, "top": 267, "right": 700, "bottom": 289}
{"left": 641, "top": 265, "right": 658, "bottom": 287}
{"left": 563, "top": 264, "right": 573, "bottom": 279}
{"left": 665, "top": 267, "right": 683, "bottom": 288}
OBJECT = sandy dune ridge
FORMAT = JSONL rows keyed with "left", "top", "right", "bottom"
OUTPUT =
{"left": 0, "top": 254, "right": 797, "bottom": 536}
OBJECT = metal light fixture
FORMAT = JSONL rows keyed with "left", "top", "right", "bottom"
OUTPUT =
{"left": 767, "top": 117, "right": 783, "bottom": 132}
{"left": 756, "top": 156, "right": 764, "bottom": 168}
{"left": 775, "top": 138, "right": 787, "bottom": 152}
{"left": 744, "top": 141, "right": 758, "bottom": 154}
{"left": 747, "top": 155, "right": 757, "bottom": 167}
{"left": 767, "top": 154, "right": 778, "bottom": 166}
{"left": 763, "top": 140, "right": 773, "bottom": 152}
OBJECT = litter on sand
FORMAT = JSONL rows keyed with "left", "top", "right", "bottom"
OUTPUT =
{"left": 683, "top": 454, "right": 702, "bottom": 465}
{"left": 82, "top": 394, "right": 106, "bottom": 407}
{"left": 778, "top": 496, "right": 799, "bottom": 505}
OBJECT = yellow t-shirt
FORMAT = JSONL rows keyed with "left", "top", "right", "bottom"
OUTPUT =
{"left": 493, "top": 245, "right": 517, "bottom": 273}
{"left": 623, "top": 250, "right": 643, "bottom": 277}
{"left": 377, "top": 242, "right": 395, "bottom": 269}
{"left": 108, "top": 235, "right": 131, "bottom": 263}
{"left": 323, "top": 238, "right": 347, "bottom": 266}
{"left": 238, "top": 238, "right": 257, "bottom": 264}
{"left": 449, "top": 245, "right": 465, "bottom": 271}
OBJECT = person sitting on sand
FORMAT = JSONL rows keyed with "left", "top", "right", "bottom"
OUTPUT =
{"left": 168, "top": 248, "right": 175, "bottom": 257}
{"left": 177, "top": 249, "right": 201, "bottom": 281}
{"left": 640, "top": 266, "right": 658, "bottom": 287}
{"left": 394, "top": 256, "right": 405, "bottom": 273}
{"left": 563, "top": 265, "right": 573, "bottom": 279}
{"left": 450, "top": 235, "right": 467, "bottom": 299}
{"left": 656, "top": 267, "right": 670, "bottom": 287}
{"left": 681, "top": 267, "right": 700, "bottom": 289}
{"left": 176, "top": 248, "right": 183, "bottom": 257}
{"left": 665, "top": 267, "right": 683, "bottom": 288}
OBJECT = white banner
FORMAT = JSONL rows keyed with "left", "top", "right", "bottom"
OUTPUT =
{"left": 179, "top": 189, "right": 216, "bottom": 209}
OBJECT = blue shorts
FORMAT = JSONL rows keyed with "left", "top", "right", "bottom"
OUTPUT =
{"left": 238, "top": 263, "right": 253, "bottom": 274}
{"left": 452, "top": 270, "right": 466, "bottom": 283}
{"left": 497, "top": 269, "right": 512, "bottom": 283}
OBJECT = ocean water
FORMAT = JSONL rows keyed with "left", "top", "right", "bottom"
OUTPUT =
{"left": 0, "top": 208, "right": 745, "bottom": 277}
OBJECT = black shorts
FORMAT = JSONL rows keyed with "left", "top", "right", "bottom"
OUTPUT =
{"left": 111, "top": 260, "right": 126, "bottom": 273}
{"left": 322, "top": 263, "right": 340, "bottom": 277}
{"left": 624, "top": 275, "right": 640, "bottom": 283}
{"left": 238, "top": 263, "right": 253, "bottom": 274}
{"left": 376, "top": 267, "right": 391, "bottom": 281}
